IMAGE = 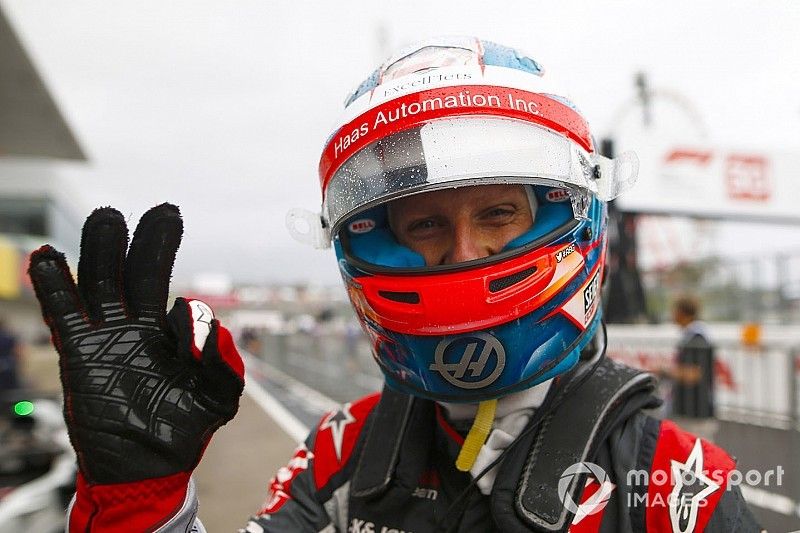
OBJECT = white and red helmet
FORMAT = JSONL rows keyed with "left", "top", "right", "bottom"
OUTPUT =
{"left": 289, "top": 37, "right": 638, "bottom": 402}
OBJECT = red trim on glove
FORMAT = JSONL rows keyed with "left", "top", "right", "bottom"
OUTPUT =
{"left": 216, "top": 323, "right": 245, "bottom": 380}
{"left": 69, "top": 471, "right": 191, "bottom": 533}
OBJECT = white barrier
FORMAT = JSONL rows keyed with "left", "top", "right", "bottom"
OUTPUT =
{"left": 258, "top": 323, "right": 800, "bottom": 429}
{"left": 606, "top": 324, "right": 800, "bottom": 429}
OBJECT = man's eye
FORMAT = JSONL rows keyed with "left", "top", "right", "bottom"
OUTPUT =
{"left": 485, "top": 207, "right": 515, "bottom": 219}
{"left": 408, "top": 219, "right": 438, "bottom": 232}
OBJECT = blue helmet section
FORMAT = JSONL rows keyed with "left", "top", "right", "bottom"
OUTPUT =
{"left": 380, "top": 314, "right": 600, "bottom": 403}
{"left": 338, "top": 196, "right": 607, "bottom": 402}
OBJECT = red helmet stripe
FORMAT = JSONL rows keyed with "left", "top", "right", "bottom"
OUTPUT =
{"left": 352, "top": 242, "right": 585, "bottom": 336}
{"left": 319, "top": 85, "right": 594, "bottom": 197}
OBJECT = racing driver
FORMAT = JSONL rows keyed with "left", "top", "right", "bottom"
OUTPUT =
{"left": 28, "top": 36, "right": 761, "bottom": 532}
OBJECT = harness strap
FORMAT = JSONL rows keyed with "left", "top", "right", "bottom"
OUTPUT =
{"left": 350, "top": 385, "right": 417, "bottom": 498}
{"left": 350, "top": 350, "right": 659, "bottom": 533}
{"left": 510, "top": 357, "right": 657, "bottom": 531}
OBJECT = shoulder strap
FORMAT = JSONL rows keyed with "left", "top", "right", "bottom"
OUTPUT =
{"left": 496, "top": 356, "right": 658, "bottom": 532}
{"left": 350, "top": 384, "right": 420, "bottom": 498}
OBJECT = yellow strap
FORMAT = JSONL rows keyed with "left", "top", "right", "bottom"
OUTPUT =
{"left": 455, "top": 399, "right": 497, "bottom": 472}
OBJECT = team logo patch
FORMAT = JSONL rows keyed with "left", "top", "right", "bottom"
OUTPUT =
{"left": 669, "top": 439, "right": 721, "bottom": 533}
{"left": 188, "top": 299, "right": 214, "bottom": 354}
{"left": 583, "top": 270, "right": 600, "bottom": 314}
{"left": 260, "top": 444, "right": 313, "bottom": 515}
{"left": 555, "top": 243, "right": 576, "bottom": 263}
{"left": 320, "top": 403, "right": 356, "bottom": 462}
{"left": 546, "top": 188, "right": 571, "bottom": 202}
{"left": 348, "top": 218, "right": 376, "bottom": 234}
{"left": 430, "top": 333, "right": 505, "bottom": 389}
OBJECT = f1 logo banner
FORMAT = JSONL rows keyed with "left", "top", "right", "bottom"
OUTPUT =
{"left": 614, "top": 143, "right": 796, "bottom": 223}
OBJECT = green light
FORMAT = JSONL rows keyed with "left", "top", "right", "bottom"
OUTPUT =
{"left": 14, "top": 401, "right": 34, "bottom": 416}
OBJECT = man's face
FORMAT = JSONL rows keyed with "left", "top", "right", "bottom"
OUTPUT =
{"left": 387, "top": 184, "right": 534, "bottom": 266}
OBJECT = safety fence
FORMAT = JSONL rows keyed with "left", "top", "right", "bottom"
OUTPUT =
{"left": 606, "top": 324, "right": 800, "bottom": 430}
{"left": 254, "top": 323, "right": 800, "bottom": 430}
{"left": 257, "top": 329, "right": 382, "bottom": 405}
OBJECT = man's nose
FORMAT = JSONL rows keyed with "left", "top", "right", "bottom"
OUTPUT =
{"left": 444, "top": 223, "right": 492, "bottom": 265}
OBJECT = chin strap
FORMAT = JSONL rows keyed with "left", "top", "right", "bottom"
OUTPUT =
{"left": 455, "top": 399, "right": 497, "bottom": 472}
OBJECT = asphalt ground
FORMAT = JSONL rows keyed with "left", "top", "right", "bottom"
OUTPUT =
{"left": 193, "top": 392, "right": 297, "bottom": 531}
{"left": 715, "top": 421, "right": 800, "bottom": 531}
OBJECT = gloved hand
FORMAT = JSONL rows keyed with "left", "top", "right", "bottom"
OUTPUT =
{"left": 28, "top": 203, "right": 244, "bottom": 531}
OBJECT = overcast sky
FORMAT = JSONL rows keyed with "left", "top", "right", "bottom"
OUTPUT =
{"left": 3, "top": 1, "right": 800, "bottom": 285}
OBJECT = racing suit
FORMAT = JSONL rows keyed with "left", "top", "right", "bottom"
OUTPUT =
{"left": 133, "top": 357, "right": 761, "bottom": 532}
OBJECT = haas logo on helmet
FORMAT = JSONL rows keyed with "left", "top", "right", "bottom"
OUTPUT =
{"left": 430, "top": 333, "right": 506, "bottom": 389}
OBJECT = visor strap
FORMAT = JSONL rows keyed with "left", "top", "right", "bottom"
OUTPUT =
{"left": 455, "top": 399, "right": 497, "bottom": 472}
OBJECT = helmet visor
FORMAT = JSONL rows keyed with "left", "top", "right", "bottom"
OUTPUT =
{"left": 323, "top": 116, "right": 637, "bottom": 235}
{"left": 338, "top": 181, "right": 583, "bottom": 271}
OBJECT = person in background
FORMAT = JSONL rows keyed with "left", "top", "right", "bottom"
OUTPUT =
{"left": 670, "top": 295, "right": 718, "bottom": 441}
{"left": 238, "top": 327, "right": 263, "bottom": 355}
{"left": 0, "top": 317, "right": 22, "bottom": 395}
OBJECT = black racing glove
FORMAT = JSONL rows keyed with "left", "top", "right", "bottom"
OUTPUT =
{"left": 28, "top": 203, "right": 244, "bottom": 531}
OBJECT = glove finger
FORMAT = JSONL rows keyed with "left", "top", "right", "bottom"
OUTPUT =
{"left": 77, "top": 207, "right": 129, "bottom": 323}
{"left": 165, "top": 297, "right": 215, "bottom": 362}
{"left": 200, "top": 321, "right": 245, "bottom": 411}
{"left": 166, "top": 298, "right": 244, "bottom": 411}
{"left": 28, "top": 245, "right": 88, "bottom": 341}
{"left": 124, "top": 203, "right": 183, "bottom": 320}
